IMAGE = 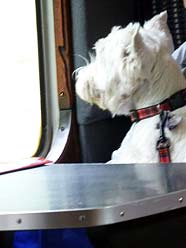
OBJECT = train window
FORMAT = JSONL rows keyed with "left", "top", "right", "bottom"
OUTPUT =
{"left": 0, "top": 0, "right": 80, "bottom": 164}
{"left": 0, "top": 1, "right": 42, "bottom": 162}
{"left": 0, "top": 0, "right": 62, "bottom": 163}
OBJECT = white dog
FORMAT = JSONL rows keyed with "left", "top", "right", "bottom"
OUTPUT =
{"left": 75, "top": 11, "right": 186, "bottom": 163}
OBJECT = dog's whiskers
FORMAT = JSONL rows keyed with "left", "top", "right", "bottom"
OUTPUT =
{"left": 72, "top": 54, "right": 91, "bottom": 80}
{"left": 75, "top": 54, "right": 90, "bottom": 65}
{"left": 72, "top": 66, "right": 85, "bottom": 80}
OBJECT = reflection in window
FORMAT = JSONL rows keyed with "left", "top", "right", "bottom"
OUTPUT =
{"left": 0, "top": 1, "right": 41, "bottom": 162}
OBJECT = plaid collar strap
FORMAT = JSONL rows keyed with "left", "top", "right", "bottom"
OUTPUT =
{"left": 130, "top": 88, "right": 186, "bottom": 122}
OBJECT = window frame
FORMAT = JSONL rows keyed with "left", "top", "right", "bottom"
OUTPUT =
{"left": 34, "top": 0, "right": 60, "bottom": 158}
{"left": 35, "top": 0, "right": 80, "bottom": 162}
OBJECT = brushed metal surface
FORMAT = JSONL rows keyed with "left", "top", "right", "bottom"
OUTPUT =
{"left": 0, "top": 163, "right": 186, "bottom": 230}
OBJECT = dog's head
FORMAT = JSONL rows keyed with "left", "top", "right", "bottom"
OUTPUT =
{"left": 75, "top": 11, "right": 174, "bottom": 116}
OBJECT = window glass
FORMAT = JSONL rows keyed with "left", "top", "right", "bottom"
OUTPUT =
{"left": 0, "top": 1, "right": 41, "bottom": 162}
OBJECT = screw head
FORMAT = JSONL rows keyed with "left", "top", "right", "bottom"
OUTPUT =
{"left": 78, "top": 215, "right": 86, "bottom": 222}
{"left": 179, "top": 197, "right": 184, "bottom": 203}
{"left": 60, "top": 126, "right": 65, "bottom": 131}
{"left": 17, "top": 219, "right": 22, "bottom": 224}
{"left": 120, "top": 211, "right": 125, "bottom": 217}
{"left": 59, "top": 91, "right": 65, "bottom": 97}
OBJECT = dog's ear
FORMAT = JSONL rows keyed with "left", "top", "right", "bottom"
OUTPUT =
{"left": 143, "top": 11, "right": 174, "bottom": 53}
{"left": 131, "top": 23, "right": 143, "bottom": 54}
{"left": 111, "top": 26, "right": 122, "bottom": 33}
{"left": 143, "top": 11, "right": 168, "bottom": 32}
{"left": 121, "top": 23, "right": 142, "bottom": 57}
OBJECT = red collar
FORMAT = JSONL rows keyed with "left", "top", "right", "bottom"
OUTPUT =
{"left": 130, "top": 88, "right": 186, "bottom": 122}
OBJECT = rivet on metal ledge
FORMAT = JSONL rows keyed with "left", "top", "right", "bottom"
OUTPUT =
{"left": 179, "top": 197, "right": 184, "bottom": 203}
{"left": 78, "top": 215, "right": 86, "bottom": 222}
{"left": 17, "top": 219, "right": 22, "bottom": 224}
{"left": 120, "top": 211, "right": 125, "bottom": 217}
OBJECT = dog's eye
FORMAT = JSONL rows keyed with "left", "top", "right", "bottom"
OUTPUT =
{"left": 123, "top": 50, "right": 130, "bottom": 57}
{"left": 121, "top": 93, "right": 129, "bottom": 99}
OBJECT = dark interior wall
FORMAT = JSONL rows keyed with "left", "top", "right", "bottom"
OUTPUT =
{"left": 84, "top": 1, "right": 140, "bottom": 48}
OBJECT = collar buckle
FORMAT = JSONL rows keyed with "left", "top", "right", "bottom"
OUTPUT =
{"left": 130, "top": 110, "right": 139, "bottom": 122}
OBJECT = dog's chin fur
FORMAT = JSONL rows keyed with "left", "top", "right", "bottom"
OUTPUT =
{"left": 76, "top": 11, "right": 186, "bottom": 163}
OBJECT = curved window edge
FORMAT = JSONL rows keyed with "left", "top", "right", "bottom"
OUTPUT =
{"left": 35, "top": 0, "right": 60, "bottom": 160}
{"left": 35, "top": 0, "right": 80, "bottom": 163}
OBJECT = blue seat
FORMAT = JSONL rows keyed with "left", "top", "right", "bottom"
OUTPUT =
{"left": 13, "top": 229, "right": 93, "bottom": 248}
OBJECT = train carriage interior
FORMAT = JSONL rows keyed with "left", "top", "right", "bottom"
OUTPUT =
{"left": 1, "top": 0, "right": 186, "bottom": 247}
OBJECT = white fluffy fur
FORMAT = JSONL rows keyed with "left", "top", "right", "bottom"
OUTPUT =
{"left": 76, "top": 11, "right": 186, "bottom": 163}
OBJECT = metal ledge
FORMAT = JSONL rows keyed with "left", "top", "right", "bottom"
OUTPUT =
{"left": 1, "top": 163, "right": 186, "bottom": 230}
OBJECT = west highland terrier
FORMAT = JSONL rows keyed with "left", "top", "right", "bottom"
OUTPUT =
{"left": 75, "top": 11, "right": 186, "bottom": 163}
